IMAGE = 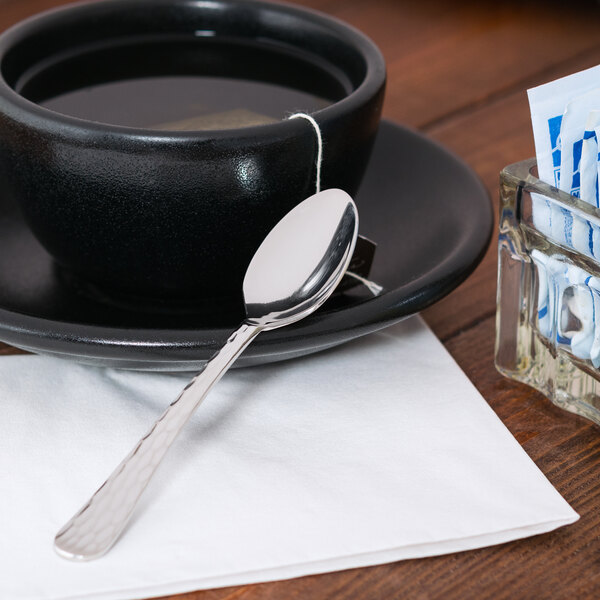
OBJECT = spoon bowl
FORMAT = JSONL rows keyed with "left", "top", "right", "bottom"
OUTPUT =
{"left": 244, "top": 189, "right": 358, "bottom": 327}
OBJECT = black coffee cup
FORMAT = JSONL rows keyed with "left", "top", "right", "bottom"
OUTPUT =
{"left": 0, "top": 0, "right": 385, "bottom": 303}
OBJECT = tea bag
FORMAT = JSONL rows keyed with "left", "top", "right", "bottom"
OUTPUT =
{"left": 152, "top": 109, "right": 277, "bottom": 131}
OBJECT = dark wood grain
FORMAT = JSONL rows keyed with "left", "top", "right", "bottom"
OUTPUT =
{"left": 1, "top": 0, "right": 599, "bottom": 598}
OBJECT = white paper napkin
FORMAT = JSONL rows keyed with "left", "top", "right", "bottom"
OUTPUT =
{"left": 0, "top": 316, "right": 577, "bottom": 600}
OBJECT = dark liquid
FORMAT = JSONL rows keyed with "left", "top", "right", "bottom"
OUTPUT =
{"left": 17, "top": 35, "right": 349, "bottom": 131}
{"left": 40, "top": 76, "right": 330, "bottom": 130}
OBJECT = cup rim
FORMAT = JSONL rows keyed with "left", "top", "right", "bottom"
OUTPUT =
{"left": 0, "top": 0, "right": 386, "bottom": 143}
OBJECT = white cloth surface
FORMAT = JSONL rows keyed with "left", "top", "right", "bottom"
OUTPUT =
{"left": 0, "top": 316, "right": 578, "bottom": 600}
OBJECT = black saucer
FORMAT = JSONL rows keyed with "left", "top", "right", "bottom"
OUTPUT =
{"left": 0, "top": 120, "right": 492, "bottom": 370}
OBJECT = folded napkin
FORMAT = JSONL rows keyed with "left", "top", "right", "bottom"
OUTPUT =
{"left": 1, "top": 316, "right": 577, "bottom": 600}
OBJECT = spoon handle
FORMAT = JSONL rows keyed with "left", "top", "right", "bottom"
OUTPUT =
{"left": 54, "top": 321, "right": 262, "bottom": 561}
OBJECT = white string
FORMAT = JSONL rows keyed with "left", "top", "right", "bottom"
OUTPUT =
{"left": 288, "top": 112, "right": 382, "bottom": 297}
{"left": 345, "top": 271, "right": 384, "bottom": 296}
{"left": 288, "top": 112, "right": 323, "bottom": 194}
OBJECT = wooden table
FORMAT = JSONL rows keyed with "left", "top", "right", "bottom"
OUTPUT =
{"left": 2, "top": 0, "right": 599, "bottom": 597}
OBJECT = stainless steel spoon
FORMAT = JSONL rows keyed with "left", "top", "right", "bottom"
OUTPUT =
{"left": 54, "top": 188, "right": 358, "bottom": 561}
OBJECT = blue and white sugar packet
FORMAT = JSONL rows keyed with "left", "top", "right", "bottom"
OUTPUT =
{"left": 531, "top": 250, "right": 600, "bottom": 366}
{"left": 528, "top": 63, "right": 600, "bottom": 189}
{"left": 579, "top": 110, "right": 600, "bottom": 206}
{"left": 528, "top": 65, "right": 600, "bottom": 254}
{"left": 559, "top": 89, "right": 600, "bottom": 198}
{"left": 528, "top": 66, "right": 600, "bottom": 367}
{"left": 562, "top": 106, "right": 600, "bottom": 255}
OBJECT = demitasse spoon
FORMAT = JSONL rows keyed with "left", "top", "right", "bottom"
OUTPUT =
{"left": 54, "top": 188, "right": 358, "bottom": 561}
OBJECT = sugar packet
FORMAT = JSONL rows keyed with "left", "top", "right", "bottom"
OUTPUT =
{"left": 559, "top": 90, "right": 600, "bottom": 197}
{"left": 531, "top": 250, "right": 600, "bottom": 367}
{"left": 528, "top": 63, "right": 600, "bottom": 188}
{"left": 528, "top": 65, "right": 600, "bottom": 254}
{"left": 527, "top": 66, "right": 600, "bottom": 370}
{"left": 579, "top": 111, "right": 600, "bottom": 205}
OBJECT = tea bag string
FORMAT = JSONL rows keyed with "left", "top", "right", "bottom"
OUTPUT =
{"left": 288, "top": 112, "right": 323, "bottom": 194}
{"left": 287, "top": 112, "right": 383, "bottom": 297}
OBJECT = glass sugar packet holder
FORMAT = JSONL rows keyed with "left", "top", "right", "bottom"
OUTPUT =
{"left": 496, "top": 158, "right": 600, "bottom": 426}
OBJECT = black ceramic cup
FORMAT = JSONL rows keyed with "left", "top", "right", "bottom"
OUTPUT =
{"left": 0, "top": 0, "right": 385, "bottom": 304}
